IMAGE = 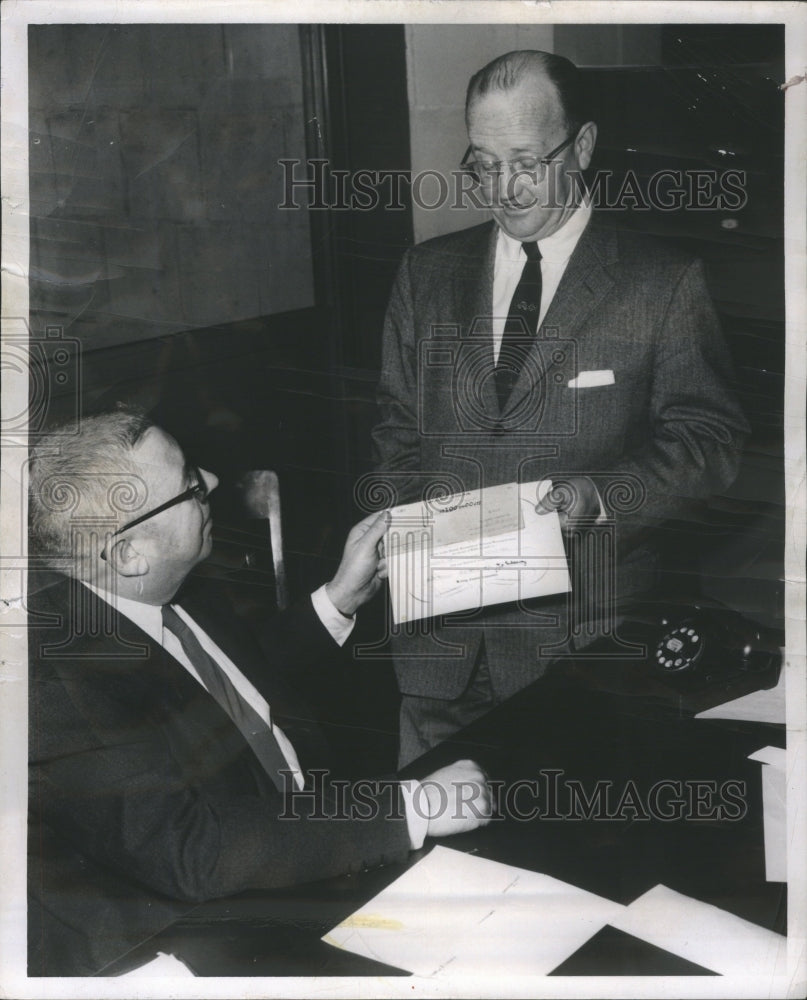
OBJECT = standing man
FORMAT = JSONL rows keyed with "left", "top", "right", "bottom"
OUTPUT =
{"left": 28, "top": 408, "right": 491, "bottom": 976}
{"left": 372, "top": 50, "right": 749, "bottom": 766}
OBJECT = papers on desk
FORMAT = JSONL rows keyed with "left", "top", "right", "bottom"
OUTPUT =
{"left": 323, "top": 846, "right": 624, "bottom": 977}
{"left": 385, "top": 480, "right": 570, "bottom": 625}
{"left": 115, "top": 952, "right": 195, "bottom": 978}
{"left": 749, "top": 745, "right": 787, "bottom": 882}
{"left": 695, "top": 666, "right": 786, "bottom": 724}
{"left": 609, "top": 885, "right": 787, "bottom": 978}
{"left": 324, "top": 849, "right": 787, "bottom": 979}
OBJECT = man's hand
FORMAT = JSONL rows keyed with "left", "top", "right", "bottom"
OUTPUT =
{"left": 325, "top": 511, "right": 388, "bottom": 616}
{"left": 420, "top": 759, "right": 492, "bottom": 838}
{"left": 534, "top": 475, "right": 601, "bottom": 532}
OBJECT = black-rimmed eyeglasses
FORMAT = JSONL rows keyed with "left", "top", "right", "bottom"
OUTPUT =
{"left": 111, "top": 468, "right": 210, "bottom": 537}
{"left": 460, "top": 133, "right": 577, "bottom": 185}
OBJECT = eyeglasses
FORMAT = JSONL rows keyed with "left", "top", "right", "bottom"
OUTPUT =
{"left": 460, "top": 133, "right": 577, "bottom": 185}
{"left": 111, "top": 467, "right": 210, "bottom": 537}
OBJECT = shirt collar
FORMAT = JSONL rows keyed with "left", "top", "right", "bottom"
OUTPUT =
{"left": 83, "top": 579, "right": 164, "bottom": 644}
{"left": 497, "top": 199, "right": 592, "bottom": 263}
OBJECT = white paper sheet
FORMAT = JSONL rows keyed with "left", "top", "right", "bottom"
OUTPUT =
{"left": 322, "top": 846, "right": 624, "bottom": 977}
{"left": 608, "top": 884, "right": 787, "bottom": 977}
{"left": 385, "top": 480, "right": 570, "bottom": 624}
{"left": 695, "top": 667, "right": 785, "bottom": 723}
{"left": 116, "top": 952, "right": 195, "bottom": 978}
{"left": 749, "top": 745, "right": 787, "bottom": 882}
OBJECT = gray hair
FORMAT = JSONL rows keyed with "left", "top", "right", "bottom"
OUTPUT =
{"left": 29, "top": 407, "right": 154, "bottom": 567}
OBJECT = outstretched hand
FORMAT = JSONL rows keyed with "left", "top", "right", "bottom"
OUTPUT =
{"left": 325, "top": 511, "right": 388, "bottom": 616}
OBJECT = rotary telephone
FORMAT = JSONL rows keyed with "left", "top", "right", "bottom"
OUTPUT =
{"left": 619, "top": 601, "right": 782, "bottom": 692}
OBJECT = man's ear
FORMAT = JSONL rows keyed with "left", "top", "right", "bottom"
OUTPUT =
{"left": 575, "top": 122, "right": 597, "bottom": 171}
{"left": 105, "top": 536, "right": 149, "bottom": 578}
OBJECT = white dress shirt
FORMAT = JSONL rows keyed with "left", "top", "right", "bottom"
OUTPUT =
{"left": 83, "top": 581, "right": 428, "bottom": 849}
{"left": 491, "top": 201, "right": 592, "bottom": 364}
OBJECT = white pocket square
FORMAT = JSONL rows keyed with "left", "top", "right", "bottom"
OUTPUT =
{"left": 567, "top": 370, "right": 615, "bottom": 389}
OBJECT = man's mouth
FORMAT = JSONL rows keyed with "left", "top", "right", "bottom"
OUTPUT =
{"left": 497, "top": 198, "right": 535, "bottom": 212}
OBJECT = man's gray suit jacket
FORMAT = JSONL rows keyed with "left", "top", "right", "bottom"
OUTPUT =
{"left": 372, "top": 217, "right": 749, "bottom": 702}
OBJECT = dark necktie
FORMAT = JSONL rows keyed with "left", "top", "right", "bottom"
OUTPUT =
{"left": 161, "top": 604, "right": 289, "bottom": 792}
{"left": 496, "top": 241, "right": 542, "bottom": 408}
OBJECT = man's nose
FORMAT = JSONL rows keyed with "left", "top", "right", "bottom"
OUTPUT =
{"left": 200, "top": 468, "right": 219, "bottom": 494}
{"left": 495, "top": 165, "right": 514, "bottom": 201}
{"left": 495, "top": 164, "right": 533, "bottom": 204}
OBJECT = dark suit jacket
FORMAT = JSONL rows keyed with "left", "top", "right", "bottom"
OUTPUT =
{"left": 372, "top": 218, "right": 749, "bottom": 700}
{"left": 28, "top": 572, "right": 410, "bottom": 976}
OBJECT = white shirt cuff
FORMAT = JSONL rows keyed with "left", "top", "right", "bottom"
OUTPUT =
{"left": 400, "top": 779, "right": 429, "bottom": 850}
{"left": 310, "top": 585, "right": 355, "bottom": 647}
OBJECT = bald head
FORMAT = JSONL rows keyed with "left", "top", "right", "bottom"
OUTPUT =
{"left": 465, "top": 50, "right": 589, "bottom": 134}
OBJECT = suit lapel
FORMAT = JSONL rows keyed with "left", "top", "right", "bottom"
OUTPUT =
{"left": 541, "top": 220, "right": 618, "bottom": 338}
{"left": 103, "top": 591, "right": 248, "bottom": 733}
{"left": 504, "top": 222, "right": 618, "bottom": 414}
{"left": 450, "top": 222, "right": 500, "bottom": 423}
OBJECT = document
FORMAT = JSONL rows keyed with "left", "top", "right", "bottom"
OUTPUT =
{"left": 695, "top": 668, "right": 786, "bottom": 724}
{"left": 385, "top": 480, "right": 570, "bottom": 625}
{"left": 323, "top": 846, "right": 625, "bottom": 977}
{"left": 748, "top": 745, "right": 787, "bottom": 882}
{"left": 117, "top": 952, "right": 195, "bottom": 978}
{"left": 608, "top": 884, "right": 787, "bottom": 977}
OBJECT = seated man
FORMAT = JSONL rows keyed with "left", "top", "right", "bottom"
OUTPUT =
{"left": 27, "top": 407, "right": 490, "bottom": 976}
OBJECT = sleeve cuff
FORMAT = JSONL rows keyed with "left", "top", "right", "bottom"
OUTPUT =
{"left": 400, "top": 779, "right": 429, "bottom": 850}
{"left": 310, "top": 585, "right": 355, "bottom": 647}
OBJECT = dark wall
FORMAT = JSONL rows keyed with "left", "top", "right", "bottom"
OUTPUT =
{"left": 321, "top": 25, "right": 414, "bottom": 370}
{"left": 29, "top": 23, "right": 314, "bottom": 351}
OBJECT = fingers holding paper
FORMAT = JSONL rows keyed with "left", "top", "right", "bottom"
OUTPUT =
{"left": 325, "top": 511, "right": 389, "bottom": 616}
{"left": 534, "top": 475, "right": 602, "bottom": 531}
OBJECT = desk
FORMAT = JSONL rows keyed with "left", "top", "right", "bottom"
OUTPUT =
{"left": 126, "top": 669, "right": 785, "bottom": 977}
